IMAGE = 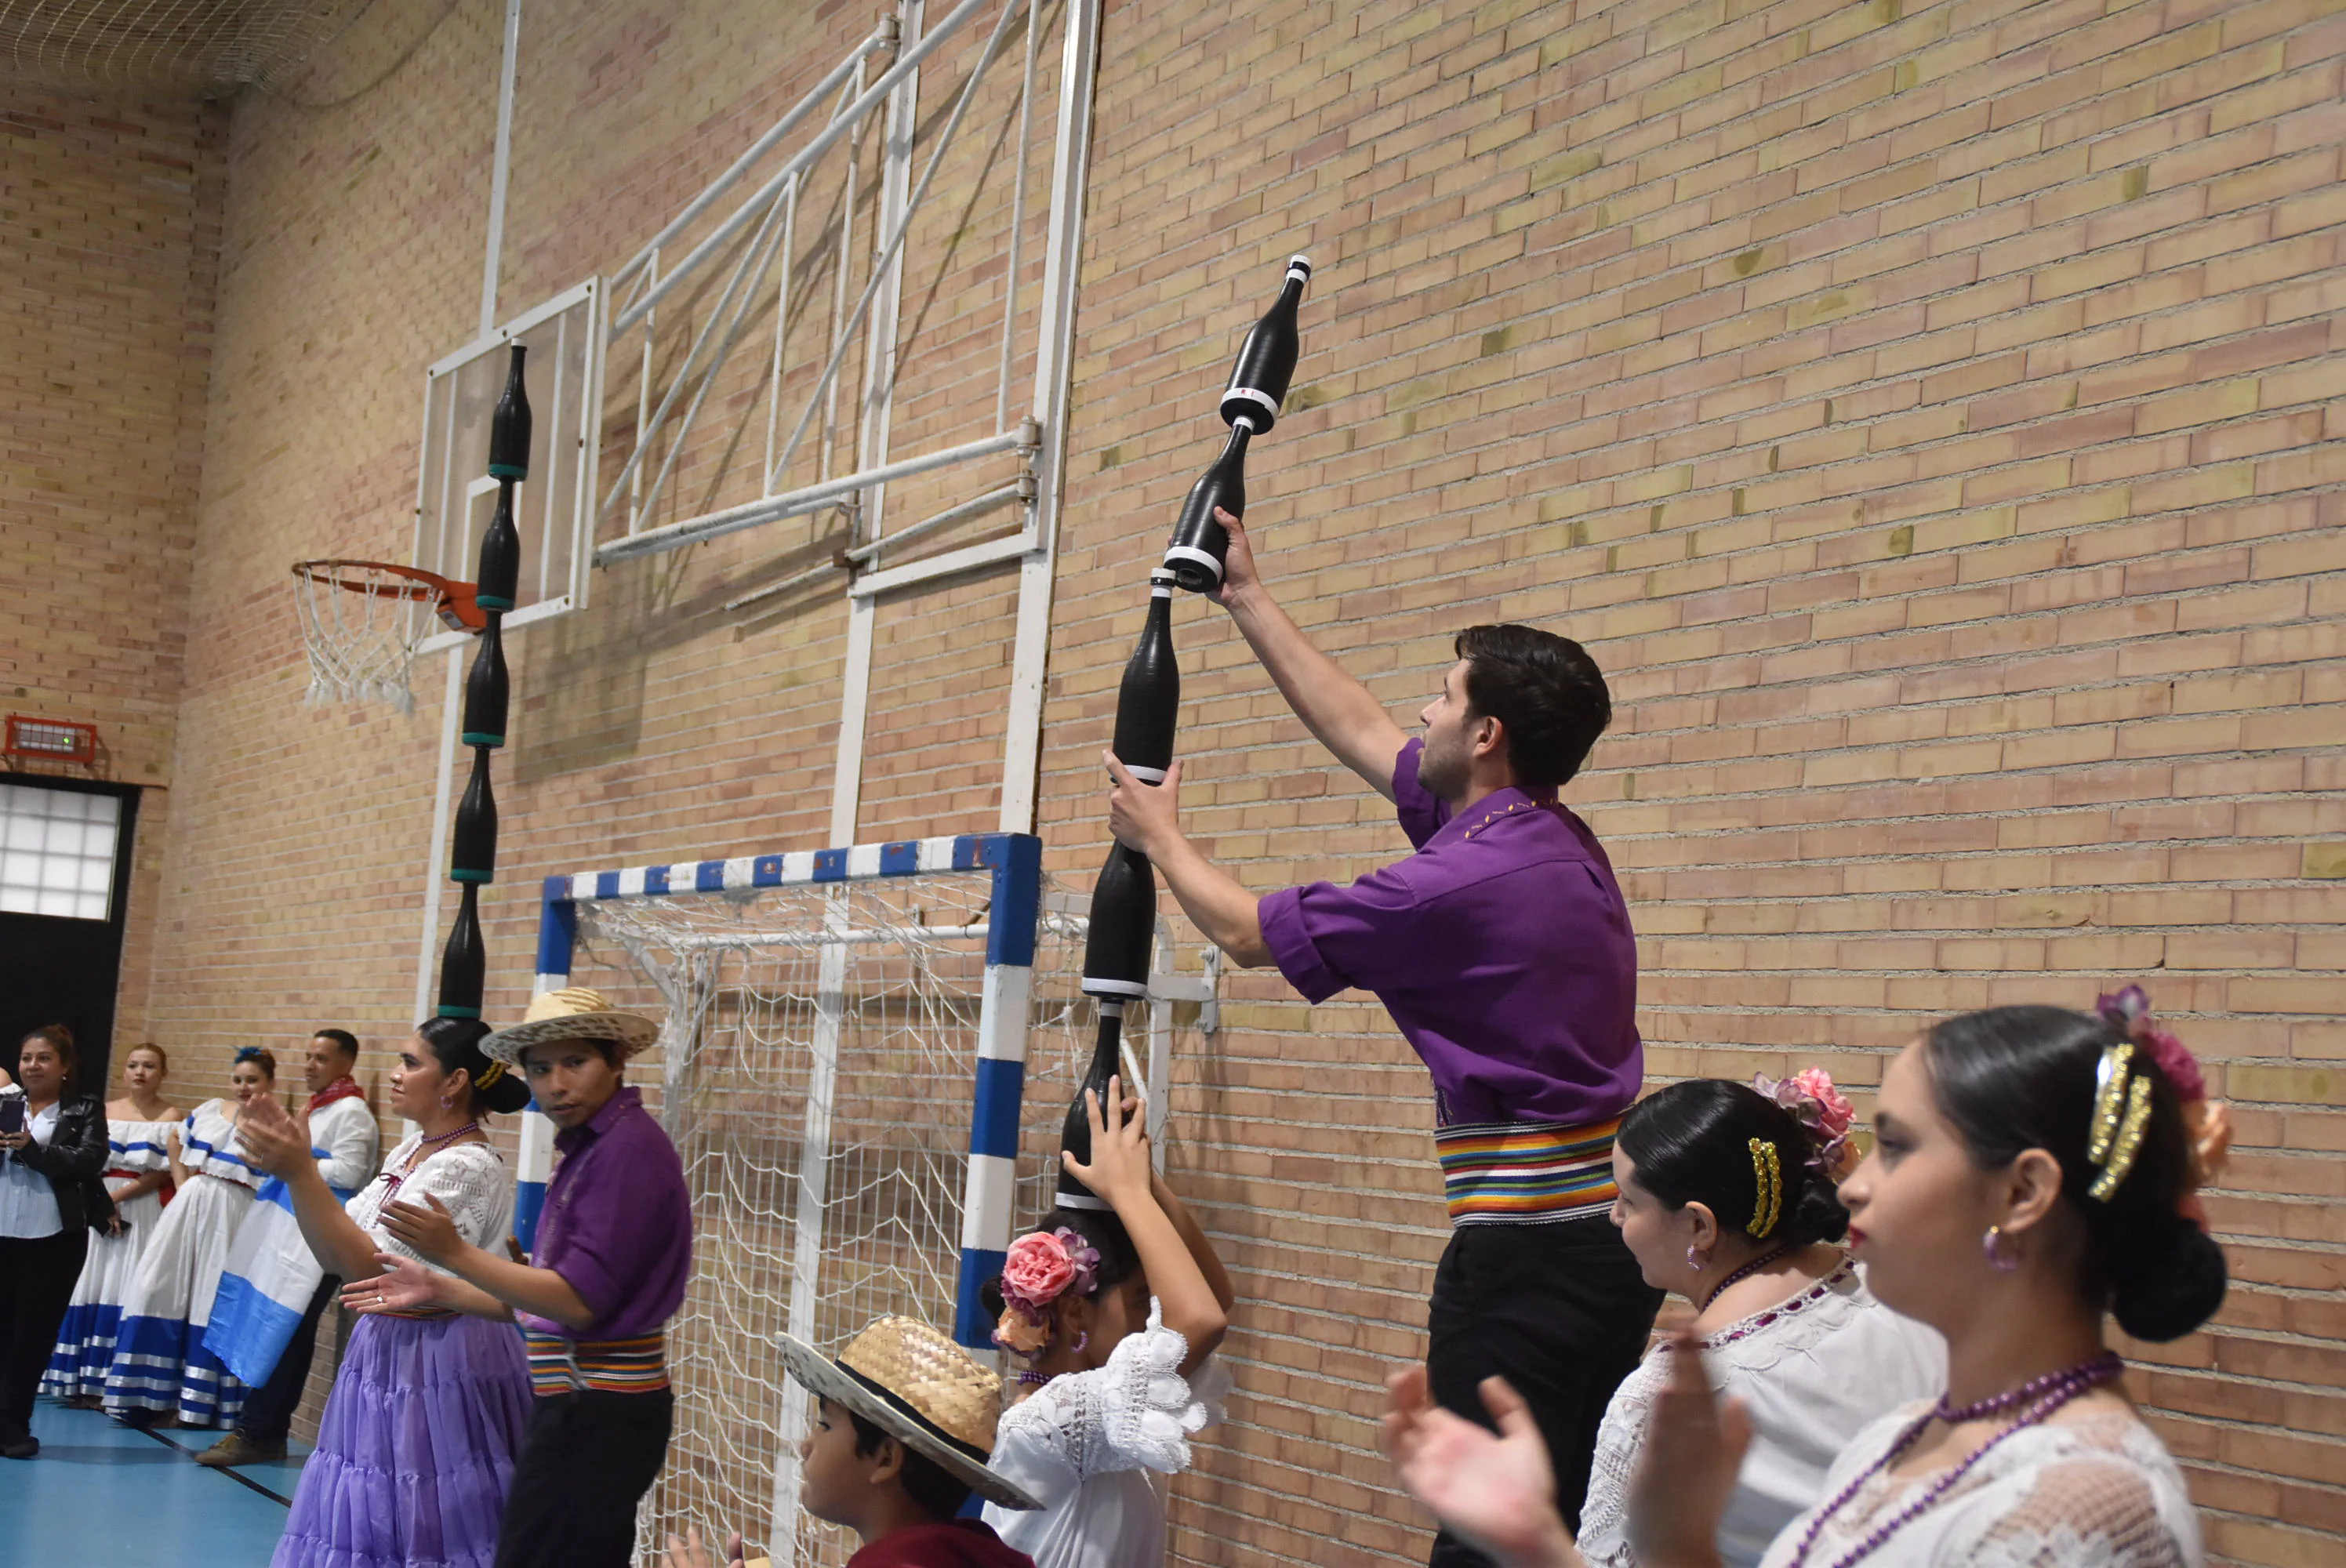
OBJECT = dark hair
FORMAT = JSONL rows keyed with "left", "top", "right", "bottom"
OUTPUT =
{"left": 416, "top": 1018, "right": 533, "bottom": 1115}
{"left": 233, "top": 1046, "right": 278, "bottom": 1081}
{"left": 846, "top": 1409, "right": 972, "bottom": 1521}
{"left": 1619, "top": 1080, "right": 1849, "bottom": 1247}
{"left": 124, "top": 1041, "right": 169, "bottom": 1074}
{"left": 1453, "top": 624, "right": 1612, "bottom": 788}
{"left": 979, "top": 1206, "right": 1146, "bottom": 1323}
{"left": 20, "top": 1025, "right": 78, "bottom": 1095}
{"left": 1924, "top": 1006, "right": 2227, "bottom": 1343}
{"left": 312, "top": 1029, "right": 359, "bottom": 1063}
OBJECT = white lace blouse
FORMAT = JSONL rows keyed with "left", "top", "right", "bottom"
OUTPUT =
{"left": 1755, "top": 1406, "right": 2201, "bottom": 1567}
{"left": 982, "top": 1299, "right": 1231, "bottom": 1568}
{"left": 1582, "top": 1261, "right": 1945, "bottom": 1568}
{"left": 345, "top": 1136, "right": 513, "bottom": 1270}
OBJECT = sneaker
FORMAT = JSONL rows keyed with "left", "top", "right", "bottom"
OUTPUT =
{"left": 0, "top": 1434, "right": 36, "bottom": 1460}
{"left": 195, "top": 1431, "right": 286, "bottom": 1468}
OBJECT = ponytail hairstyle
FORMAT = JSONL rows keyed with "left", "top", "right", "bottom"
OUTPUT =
{"left": 1618, "top": 1078, "right": 1851, "bottom": 1248}
{"left": 982, "top": 1206, "right": 1144, "bottom": 1359}
{"left": 415, "top": 1017, "right": 532, "bottom": 1116}
{"left": 233, "top": 1046, "right": 278, "bottom": 1082}
{"left": 20, "top": 1024, "right": 78, "bottom": 1095}
{"left": 1923, "top": 1004, "right": 2227, "bottom": 1343}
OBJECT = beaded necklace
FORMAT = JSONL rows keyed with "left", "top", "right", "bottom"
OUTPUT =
{"left": 1698, "top": 1243, "right": 1795, "bottom": 1312}
{"left": 1786, "top": 1352, "right": 2126, "bottom": 1568}
{"left": 380, "top": 1120, "right": 483, "bottom": 1197}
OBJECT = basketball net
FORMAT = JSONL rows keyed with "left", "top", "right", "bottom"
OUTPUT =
{"left": 289, "top": 561, "right": 465, "bottom": 711}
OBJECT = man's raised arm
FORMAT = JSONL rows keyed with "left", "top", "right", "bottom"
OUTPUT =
{"left": 1211, "top": 506, "right": 1411, "bottom": 801}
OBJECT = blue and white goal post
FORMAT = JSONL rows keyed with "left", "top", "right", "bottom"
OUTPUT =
{"left": 520, "top": 831, "right": 1044, "bottom": 1349}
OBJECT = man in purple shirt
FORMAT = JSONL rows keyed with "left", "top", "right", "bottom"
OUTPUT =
{"left": 1103, "top": 508, "right": 1661, "bottom": 1563}
{"left": 382, "top": 988, "right": 691, "bottom": 1568}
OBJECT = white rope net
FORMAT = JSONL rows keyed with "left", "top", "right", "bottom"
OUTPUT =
{"left": 0, "top": 0, "right": 375, "bottom": 97}
{"left": 290, "top": 563, "right": 433, "bottom": 711}
{"left": 565, "top": 873, "right": 1092, "bottom": 1568}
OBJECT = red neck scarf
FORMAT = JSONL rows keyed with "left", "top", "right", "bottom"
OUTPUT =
{"left": 307, "top": 1076, "right": 365, "bottom": 1116}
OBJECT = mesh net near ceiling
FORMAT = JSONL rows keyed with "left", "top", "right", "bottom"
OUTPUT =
{"left": 0, "top": 0, "right": 376, "bottom": 97}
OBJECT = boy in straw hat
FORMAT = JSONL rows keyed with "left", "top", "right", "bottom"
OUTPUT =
{"left": 369, "top": 987, "right": 692, "bottom": 1568}
{"left": 662, "top": 1316, "right": 1040, "bottom": 1568}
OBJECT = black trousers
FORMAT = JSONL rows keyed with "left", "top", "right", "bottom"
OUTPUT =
{"left": 1425, "top": 1214, "right": 1661, "bottom": 1568}
{"left": 0, "top": 1227, "right": 89, "bottom": 1437}
{"left": 234, "top": 1273, "right": 338, "bottom": 1442}
{"left": 494, "top": 1388, "right": 674, "bottom": 1568}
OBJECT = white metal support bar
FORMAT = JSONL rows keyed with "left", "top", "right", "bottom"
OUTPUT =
{"left": 997, "top": 0, "right": 1101, "bottom": 834}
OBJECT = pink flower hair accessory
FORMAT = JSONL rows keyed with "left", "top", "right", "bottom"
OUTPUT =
{"left": 1753, "top": 1067, "right": 1858, "bottom": 1178}
{"left": 990, "top": 1227, "right": 1102, "bottom": 1359}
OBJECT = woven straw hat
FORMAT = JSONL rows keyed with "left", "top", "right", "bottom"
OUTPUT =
{"left": 774, "top": 1316, "right": 1038, "bottom": 1511}
{"left": 481, "top": 987, "right": 659, "bottom": 1069}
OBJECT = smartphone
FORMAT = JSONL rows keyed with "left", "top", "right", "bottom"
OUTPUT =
{"left": 0, "top": 1096, "right": 24, "bottom": 1136}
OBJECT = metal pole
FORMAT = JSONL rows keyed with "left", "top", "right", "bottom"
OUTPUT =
{"left": 997, "top": 0, "right": 1100, "bottom": 833}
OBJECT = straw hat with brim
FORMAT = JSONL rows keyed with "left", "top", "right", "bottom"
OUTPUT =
{"left": 481, "top": 987, "right": 660, "bottom": 1069}
{"left": 774, "top": 1317, "right": 1040, "bottom": 1511}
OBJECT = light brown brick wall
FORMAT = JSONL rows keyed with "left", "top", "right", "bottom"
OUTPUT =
{"left": 12, "top": 0, "right": 2337, "bottom": 1560}
{"left": 0, "top": 88, "right": 222, "bottom": 1057}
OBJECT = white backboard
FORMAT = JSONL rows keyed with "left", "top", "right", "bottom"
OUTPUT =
{"left": 412, "top": 278, "right": 605, "bottom": 653}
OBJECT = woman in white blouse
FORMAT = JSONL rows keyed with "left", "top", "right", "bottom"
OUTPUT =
{"left": 240, "top": 1015, "right": 536, "bottom": 1568}
{"left": 1576, "top": 1076, "right": 1942, "bottom": 1568}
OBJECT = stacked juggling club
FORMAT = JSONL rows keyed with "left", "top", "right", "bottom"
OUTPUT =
{"left": 438, "top": 343, "right": 530, "bottom": 1021}
{"left": 1059, "top": 259, "right": 1311, "bottom": 1209}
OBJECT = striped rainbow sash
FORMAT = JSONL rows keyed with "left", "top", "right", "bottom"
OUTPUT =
{"left": 524, "top": 1331, "right": 669, "bottom": 1397}
{"left": 1436, "top": 1116, "right": 1621, "bottom": 1225}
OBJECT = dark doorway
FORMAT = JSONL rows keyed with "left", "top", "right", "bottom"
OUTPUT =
{"left": 0, "top": 774, "right": 140, "bottom": 1095}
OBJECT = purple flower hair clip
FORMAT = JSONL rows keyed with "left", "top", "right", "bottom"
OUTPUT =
{"left": 2095, "top": 984, "right": 2205, "bottom": 1102}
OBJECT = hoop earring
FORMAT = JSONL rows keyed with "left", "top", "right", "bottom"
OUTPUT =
{"left": 441, "top": 1095, "right": 453, "bottom": 1110}
{"left": 1073, "top": 1330, "right": 1089, "bottom": 1355}
{"left": 1685, "top": 1245, "right": 1704, "bottom": 1270}
{"left": 1982, "top": 1225, "right": 2018, "bottom": 1273}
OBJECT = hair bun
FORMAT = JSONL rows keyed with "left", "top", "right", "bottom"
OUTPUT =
{"left": 475, "top": 1068, "right": 532, "bottom": 1116}
{"left": 2108, "top": 1210, "right": 2228, "bottom": 1342}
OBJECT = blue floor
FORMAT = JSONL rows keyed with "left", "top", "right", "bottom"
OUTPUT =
{"left": 0, "top": 1401, "right": 310, "bottom": 1563}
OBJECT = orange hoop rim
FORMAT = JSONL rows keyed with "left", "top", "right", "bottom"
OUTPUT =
{"left": 291, "top": 559, "right": 485, "bottom": 632}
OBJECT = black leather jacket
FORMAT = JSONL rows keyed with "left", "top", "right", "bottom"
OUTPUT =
{"left": 6, "top": 1091, "right": 117, "bottom": 1234}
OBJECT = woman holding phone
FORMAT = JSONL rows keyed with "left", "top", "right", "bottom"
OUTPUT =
{"left": 0, "top": 1025, "right": 114, "bottom": 1458}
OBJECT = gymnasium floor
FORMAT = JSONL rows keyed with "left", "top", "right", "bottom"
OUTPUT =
{"left": 0, "top": 1402, "right": 310, "bottom": 1561}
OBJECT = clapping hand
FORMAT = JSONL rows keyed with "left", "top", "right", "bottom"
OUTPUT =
{"left": 1059, "top": 1078, "right": 1151, "bottom": 1210}
{"left": 340, "top": 1251, "right": 440, "bottom": 1316}
{"left": 234, "top": 1091, "right": 311, "bottom": 1178}
{"left": 1625, "top": 1333, "right": 1747, "bottom": 1568}
{"left": 1383, "top": 1365, "right": 1578, "bottom": 1568}
{"left": 380, "top": 1192, "right": 463, "bottom": 1264}
{"left": 659, "top": 1523, "right": 750, "bottom": 1568}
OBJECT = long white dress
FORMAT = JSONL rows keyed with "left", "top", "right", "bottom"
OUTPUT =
{"left": 1580, "top": 1260, "right": 1945, "bottom": 1568}
{"left": 41, "top": 1114, "right": 181, "bottom": 1399}
{"left": 103, "top": 1098, "right": 263, "bottom": 1425}
{"left": 1756, "top": 1405, "right": 2202, "bottom": 1567}
{"left": 983, "top": 1301, "right": 1230, "bottom": 1568}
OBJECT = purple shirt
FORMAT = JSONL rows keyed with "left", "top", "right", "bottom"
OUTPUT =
{"left": 521, "top": 1085, "right": 692, "bottom": 1341}
{"left": 1258, "top": 738, "right": 1641, "bottom": 1127}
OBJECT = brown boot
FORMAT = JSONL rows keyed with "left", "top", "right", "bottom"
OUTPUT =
{"left": 195, "top": 1430, "right": 286, "bottom": 1467}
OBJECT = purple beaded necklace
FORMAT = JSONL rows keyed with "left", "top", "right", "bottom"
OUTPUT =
{"left": 1785, "top": 1351, "right": 2126, "bottom": 1568}
{"left": 1700, "top": 1243, "right": 1795, "bottom": 1311}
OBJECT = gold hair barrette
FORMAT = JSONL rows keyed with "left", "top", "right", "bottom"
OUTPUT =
{"left": 1748, "top": 1138, "right": 1783, "bottom": 1239}
{"left": 2089, "top": 1076, "right": 2153, "bottom": 1202}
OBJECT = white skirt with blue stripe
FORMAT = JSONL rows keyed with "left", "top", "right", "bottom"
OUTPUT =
{"left": 103, "top": 1102, "right": 260, "bottom": 1425}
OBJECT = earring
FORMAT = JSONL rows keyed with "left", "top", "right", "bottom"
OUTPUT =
{"left": 441, "top": 1094, "right": 453, "bottom": 1110}
{"left": 1982, "top": 1225, "right": 2018, "bottom": 1273}
{"left": 1685, "top": 1245, "right": 1705, "bottom": 1270}
{"left": 1073, "top": 1330, "right": 1089, "bottom": 1355}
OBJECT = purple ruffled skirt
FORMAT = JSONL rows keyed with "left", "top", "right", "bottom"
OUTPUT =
{"left": 272, "top": 1311, "right": 534, "bottom": 1568}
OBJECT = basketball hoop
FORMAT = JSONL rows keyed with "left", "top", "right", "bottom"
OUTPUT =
{"left": 290, "top": 560, "right": 484, "bottom": 710}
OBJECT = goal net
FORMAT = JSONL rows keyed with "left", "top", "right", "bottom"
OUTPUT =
{"left": 546, "top": 847, "right": 1094, "bottom": 1567}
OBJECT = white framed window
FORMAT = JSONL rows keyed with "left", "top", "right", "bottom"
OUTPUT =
{"left": 0, "top": 783, "right": 121, "bottom": 921}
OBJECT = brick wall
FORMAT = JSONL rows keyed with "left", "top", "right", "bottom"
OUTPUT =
{"left": 13, "top": 0, "right": 2334, "bottom": 1561}
{"left": 0, "top": 87, "right": 222, "bottom": 1054}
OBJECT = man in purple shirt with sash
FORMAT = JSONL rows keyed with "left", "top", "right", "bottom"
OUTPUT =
{"left": 1103, "top": 508, "right": 1662, "bottom": 1566}
{"left": 381, "top": 988, "right": 692, "bottom": 1568}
